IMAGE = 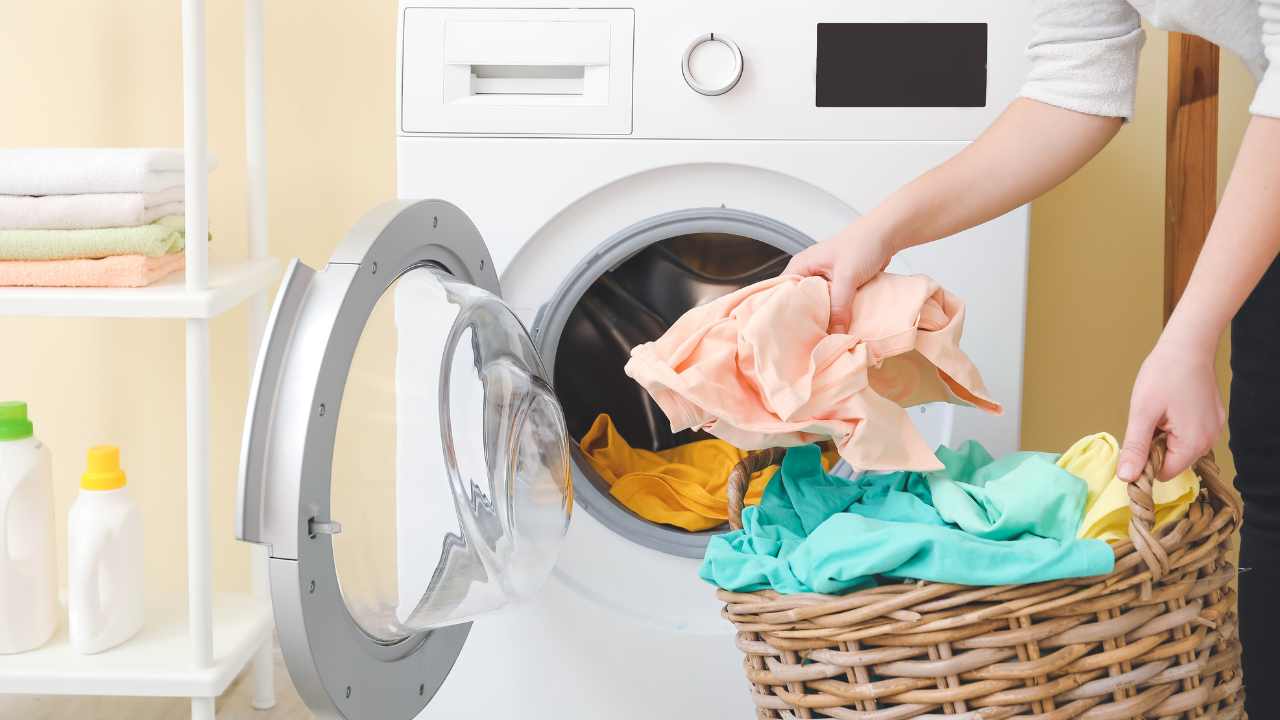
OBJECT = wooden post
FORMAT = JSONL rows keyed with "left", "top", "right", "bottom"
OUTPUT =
{"left": 1165, "top": 33, "right": 1219, "bottom": 319}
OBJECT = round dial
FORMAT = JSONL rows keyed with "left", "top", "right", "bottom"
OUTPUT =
{"left": 682, "top": 33, "right": 743, "bottom": 96}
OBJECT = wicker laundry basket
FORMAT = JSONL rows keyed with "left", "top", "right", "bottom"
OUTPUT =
{"left": 718, "top": 436, "right": 1245, "bottom": 719}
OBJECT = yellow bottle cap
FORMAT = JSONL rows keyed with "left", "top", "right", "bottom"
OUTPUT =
{"left": 81, "top": 445, "right": 127, "bottom": 491}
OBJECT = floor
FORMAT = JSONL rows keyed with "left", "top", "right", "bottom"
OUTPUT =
{"left": 0, "top": 645, "right": 310, "bottom": 720}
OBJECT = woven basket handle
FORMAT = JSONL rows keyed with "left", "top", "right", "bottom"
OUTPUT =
{"left": 726, "top": 447, "right": 787, "bottom": 530}
{"left": 725, "top": 436, "right": 1242, "bottom": 579}
{"left": 1126, "top": 432, "right": 1241, "bottom": 580}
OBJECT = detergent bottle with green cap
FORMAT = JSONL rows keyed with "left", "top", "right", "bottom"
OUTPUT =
{"left": 68, "top": 444, "right": 144, "bottom": 654}
{"left": 0, "top": 401, "right": 57, "bottom": 654}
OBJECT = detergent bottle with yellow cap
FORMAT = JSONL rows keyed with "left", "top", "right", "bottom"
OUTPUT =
{"left": 68, "top": 444, "right": 144, "bottom": 654}
{"left": 0, "top": 401, "right": 57, "bottom": 654}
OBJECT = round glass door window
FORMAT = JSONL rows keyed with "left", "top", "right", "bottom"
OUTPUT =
{"left": 329, "top": 265, "right": 572, "bottom": 643}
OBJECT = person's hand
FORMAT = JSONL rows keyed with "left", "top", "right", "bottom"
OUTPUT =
{"left": 784, "top": 219, "right": 896, "bottom": 333}
{"left": 1117, "top": 336, "right": 1225, "bottom": 483}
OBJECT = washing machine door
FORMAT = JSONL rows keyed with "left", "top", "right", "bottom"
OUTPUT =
{"left": 236, "top": 199, "right": 573, "bottom": 720}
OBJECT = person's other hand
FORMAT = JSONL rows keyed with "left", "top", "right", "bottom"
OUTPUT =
{"left": 1117, "top": 337, "right": 1225, "bottom": 483}
{"left": 784, "top": 220, "right": 895, "bottom": 333}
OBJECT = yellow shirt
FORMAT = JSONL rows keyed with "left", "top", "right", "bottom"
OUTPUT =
{"left": 579, "top": 414, "right": 836, "bottom": 531}
{"left": 1057, "top": 432, "right": 1200, "bottom": 541}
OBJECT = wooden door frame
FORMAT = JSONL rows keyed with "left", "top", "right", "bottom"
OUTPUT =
{"left": 1165, "top": 33, "right": 1220, "bottom": 317}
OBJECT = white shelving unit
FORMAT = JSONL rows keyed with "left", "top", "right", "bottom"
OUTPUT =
{"left": 0, "top": 1, "right": 279, "bottom": 718}
{"left": 0, "top": 594, "right": 271, "bottom": 699}
{"left": 0, "top": 258, "right": 278, "bottom": 318}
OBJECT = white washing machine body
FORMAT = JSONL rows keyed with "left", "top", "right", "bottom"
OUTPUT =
{"left": 238, "top": 3, "right": 1035, "bottom": 719}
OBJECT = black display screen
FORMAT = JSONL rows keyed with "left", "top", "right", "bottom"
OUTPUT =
{"left": 816, "top": 23, "right": 987, "bottom": 108}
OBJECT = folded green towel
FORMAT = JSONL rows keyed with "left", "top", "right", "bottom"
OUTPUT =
{"left": 0, "top": 215, "right": 189, "bottom": 260}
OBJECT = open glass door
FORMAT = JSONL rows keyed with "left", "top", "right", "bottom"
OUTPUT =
{"left": 236, "top": 200, "right": 573, "bottom": 719}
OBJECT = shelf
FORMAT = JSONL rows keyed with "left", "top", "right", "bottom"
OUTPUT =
{"left": 0, "top": 592, "right": 272, "bottom": 698}
{"left": 0, "top": 257, "right": 281, "bottom": 319}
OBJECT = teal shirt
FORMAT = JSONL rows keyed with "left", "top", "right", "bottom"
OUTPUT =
{"left": 700, "top": 443, "right": 1115, "bottom": 594}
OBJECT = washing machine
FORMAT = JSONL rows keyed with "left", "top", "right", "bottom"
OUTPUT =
{"left": 236, "top": 2, "right": 1034, "bottom": 718}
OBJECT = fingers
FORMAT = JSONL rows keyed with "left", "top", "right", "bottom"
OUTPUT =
{"left": 1117, "top": 402, "right": 1160, "bottom": 482}
{"left": 1159, "top": 434, "right": 1202, "bottom": 482}
{"left": 783, "top": 245, "right": 854, "bottom": 333}
{"left": 782, "top": 254, "right": 809, "bottom": 277}
{"left": 1159, "top": 418, "right": 1222, "bottom": 481}
{"left": 784, "top": 247, "right": 825, "bottom": 278}
{"left": 827, "top": 259, "right": 859, "bottom": 334}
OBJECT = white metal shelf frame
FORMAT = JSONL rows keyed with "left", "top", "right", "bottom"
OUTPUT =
{"left": 180, "top": 0, "right": 277, "bottom": 716}
{"left": 0, "top": 0, "right": 279, "bottom": 718}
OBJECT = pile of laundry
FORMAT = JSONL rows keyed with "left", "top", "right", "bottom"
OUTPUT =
{"left": 602, "top": 269, "right": 1202, "bottom": 593}
{"left": 0, "top": 149, "right": 207, "bottom": 288}
{"left": 700, "top": 433, "right": 1199, "bottom": 594}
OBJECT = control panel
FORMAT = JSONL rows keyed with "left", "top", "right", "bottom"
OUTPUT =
{"left": 398, "top": 2, "right": 1032, "bottom": 140}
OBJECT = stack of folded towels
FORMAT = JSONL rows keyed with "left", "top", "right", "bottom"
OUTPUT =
{"left": 0, "top": 148, "right": 208, "bottom": 288}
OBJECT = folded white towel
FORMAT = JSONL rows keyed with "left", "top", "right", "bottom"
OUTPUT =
{"left": 0, "top": 148, "right": 216, "bottom": 195}
{"left": 0, "top": 188, "right": 184, "bottom": 230}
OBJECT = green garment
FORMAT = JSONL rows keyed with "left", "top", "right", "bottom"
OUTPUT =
{"left": 0, "top": 215, "right": 187, "bottom": 260}
{"left": 700, "top": 443, "right": 1115, "bottom": 594}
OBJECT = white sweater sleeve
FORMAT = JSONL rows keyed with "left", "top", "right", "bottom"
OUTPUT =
{"left": 1018, "top": 0, "right": 1147, "bottom": 120}
{"left": 1251, "top": 0, "right": 1280, "bottom": 117}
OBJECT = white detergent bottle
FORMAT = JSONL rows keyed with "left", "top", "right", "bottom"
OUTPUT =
{"left": 68, "top": 445, "right": 144, "bottom": 654}
{"left": 0, "top": 401, "right": 57, "bottom": 654}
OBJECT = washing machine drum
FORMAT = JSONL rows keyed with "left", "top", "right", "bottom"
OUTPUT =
{"left": 553, "top": 234, "right": 788, "bottom": 452}
{"left": 237, "top": 200, "right": 573, "bottom": 719}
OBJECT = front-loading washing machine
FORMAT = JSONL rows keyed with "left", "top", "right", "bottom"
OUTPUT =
{"left": 237, "top": 3, "right": 1034, "bottom": 718}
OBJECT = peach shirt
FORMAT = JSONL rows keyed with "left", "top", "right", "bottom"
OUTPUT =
{"left": 624, "top": 273, "right": 1002, "bottom": 471}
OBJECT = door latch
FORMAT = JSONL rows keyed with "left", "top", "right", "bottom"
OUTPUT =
{"left": 308, "top": 517, "right": 343, "bottom": 538}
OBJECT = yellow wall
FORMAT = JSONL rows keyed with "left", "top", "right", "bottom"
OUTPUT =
{"left": 1023, "top": 28, "right": 1255, "bottom": 483}
{"left": 0, "top": 4, "right": 1257, "bottom": 596}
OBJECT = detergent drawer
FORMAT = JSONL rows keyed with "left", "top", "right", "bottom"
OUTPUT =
{"left": 400, "top": 7, "right": 634, "bottom": 135}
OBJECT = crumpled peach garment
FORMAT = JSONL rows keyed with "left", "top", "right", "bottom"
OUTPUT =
{"left": 623, "top": 273, "right": 1002, "bottom": 471}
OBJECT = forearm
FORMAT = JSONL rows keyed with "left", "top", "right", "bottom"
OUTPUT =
{"left": 1162, "top": 115, "right": 1280, "bottom": 355}
{"left": 864, "top": 98, "right": 1123, "bottom": 253}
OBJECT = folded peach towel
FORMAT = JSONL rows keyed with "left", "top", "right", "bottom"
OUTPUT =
{"left": 0, "top": 252, "right": 185, "bottom": 288}
{"left": 624, "top": 273, "right": 1002, "bottom": 472}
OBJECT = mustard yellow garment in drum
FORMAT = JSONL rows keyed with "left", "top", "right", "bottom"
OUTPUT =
{"left": 1057, "top": 432, "right": 1200, "bottom": 541}
{"left": 579, "top": 414, "right": 837, "bottom": 532}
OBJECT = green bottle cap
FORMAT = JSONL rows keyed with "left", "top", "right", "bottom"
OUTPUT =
{"left": 0, "top": 401, "right": 34, "bottom": 441}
